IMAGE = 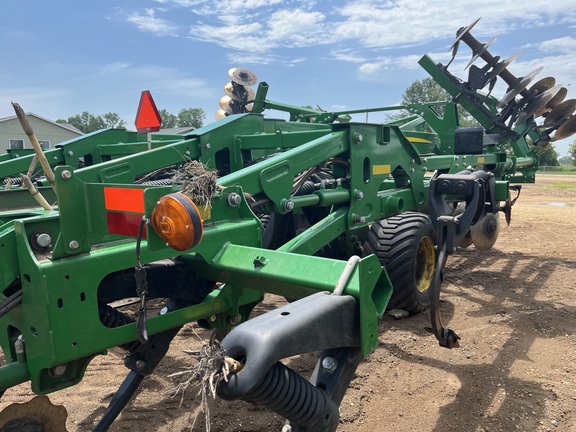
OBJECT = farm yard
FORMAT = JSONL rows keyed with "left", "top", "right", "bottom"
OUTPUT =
{"left": 1, "top": 175, "right": 575, "bottom": 432}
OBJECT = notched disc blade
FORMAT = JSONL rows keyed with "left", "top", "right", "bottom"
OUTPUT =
{"left": 554, "top": 115, "right": 576, "bottom": 140}
{"left": 449, "top": 17, "right": 481, "bottom": 51}
{"left": 471, "top": 213, "right": 500, "bottom": 251}
{"left": 515, "top": 84, "right": 561, "bottom": 125}
{"left": 0, "top": 395, "right": 68, "bottom": 432}
{"left": 482, "top": 51, "right": 521, "bottom": 84}
{"left": 544, "top": 99, "right": 576, "bottom": 127}
{"left": 228, "top": 67, "right": 258, "bottom": 86}
{"left": 535, "top": 86, "right": 567, "bottom": 117}
{"left": 546, "top": 87, "right": 568, "bottom": 110}
{"left": 497, "top": 66, "right": 543, "bottom": 108}
{"left": 529, "top": 76, "right": 556, "bottom": 95}
{"left": 465, "top": 35, "right": 499, "bottom": 69}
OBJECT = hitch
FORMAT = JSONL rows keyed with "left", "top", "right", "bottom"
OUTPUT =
{"left": 217, "top": 292, "right": 362, "bottom": 432}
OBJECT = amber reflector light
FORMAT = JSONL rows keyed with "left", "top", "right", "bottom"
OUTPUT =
{"left": 150, "top": 193, "right": 203, "bottom": 251}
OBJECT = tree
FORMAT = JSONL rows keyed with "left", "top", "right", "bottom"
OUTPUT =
{"left": 177, "top": 108, "right": 205, "bottom": 129}
{"left": 56, "top": 107, "right": 205, "bottom": 133}
{"left": 159, "top": 109, "right": 178, "bottom": 129}
{"left": 101, "top": 112, "right": 126, "bottom": 129}
{"left": 57, "top": 111, "right": 124, "bottom": 133}
{"left": 57, "top": 111, "right": 104, "bottom": 133}
{"left": 389, "top": 77, "right": 478, "bottom": 127}
{"left": 534, "top": 143, "right": 560, "bottom": 167}
{"left": 402, "top": 77, "right": 448, "bottom": 106}
{"left": 568, "top": 141, "right": 576, "bottom": 165}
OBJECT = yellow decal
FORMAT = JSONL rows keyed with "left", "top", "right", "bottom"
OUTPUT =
{"left": 477, "top": 156, "right": 485, "bottom": 163}
{"left": 406, "top": 137, "right": 433, "bottom": 144}
{"left": 373, "top": 164, "right": 391, "bottom": 175}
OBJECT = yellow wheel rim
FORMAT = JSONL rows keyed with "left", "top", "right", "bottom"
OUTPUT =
{"left": 415, "top": 236, "right": 435, "bottom": 293}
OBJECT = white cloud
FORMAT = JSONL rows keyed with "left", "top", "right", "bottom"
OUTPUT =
{"left": 538, "top": 36, "right": 576, "bottom": 54}
{"left": 191, "top": 21, "right": 266, "bottom": 52}
{"left": 330, "top": 49, "right": 368, "bottom": 64}
{"left": 267, "top": 9, "right": 327, "bottom": 45}
{"left": 127, "top": 8, "right": 179, "bottom": 36}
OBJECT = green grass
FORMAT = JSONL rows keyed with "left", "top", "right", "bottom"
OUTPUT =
{"left": 542, "top": 182, "right": 576, "bottom": 192}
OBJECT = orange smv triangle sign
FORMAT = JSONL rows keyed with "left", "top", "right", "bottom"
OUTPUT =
{"left": 135, "top": 90, "right": 162, "bottom": 133}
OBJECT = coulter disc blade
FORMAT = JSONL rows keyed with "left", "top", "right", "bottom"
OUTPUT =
{"left": 228, "top": 67, "right": 258, "bottom": 86}
{"left": 470, "top": 213, "right": 500, "bottom": 251}
{"left": 219, "top": 95, "right": 234, "bottom": 114}
{"left": 215, "top": 109, "right": 228, "bottom": 120}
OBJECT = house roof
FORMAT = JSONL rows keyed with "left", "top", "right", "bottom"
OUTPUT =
{"left": 158, "top": 126, "right": 196, "bottom": 135}
{"left": 0, "top": 112, "right": 83, "bottom": 135}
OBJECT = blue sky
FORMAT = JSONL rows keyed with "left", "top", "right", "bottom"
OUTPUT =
{"left": 2, "top": 1, "right": 576, "bottom": 155}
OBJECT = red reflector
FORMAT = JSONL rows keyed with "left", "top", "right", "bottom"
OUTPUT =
{"left": 135, "top": 90, "right": 162, "bottom": 133}
{"left": 107, "top": 212, "right": 147, "bottom": 238}
{"left": 104, "top": 187, "right": 145, "bottom": 213}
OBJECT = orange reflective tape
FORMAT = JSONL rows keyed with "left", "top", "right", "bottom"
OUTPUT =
{"left": 104, "top": 187, "right": 145, "bottom": 213}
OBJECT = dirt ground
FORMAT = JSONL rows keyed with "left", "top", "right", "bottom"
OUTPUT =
{"left": 1, "top": 174, "right": 575, "bottom": 432}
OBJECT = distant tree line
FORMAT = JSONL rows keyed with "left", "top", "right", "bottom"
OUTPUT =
{"left": 57, "top": 108, "right": 206, "bottom": 134}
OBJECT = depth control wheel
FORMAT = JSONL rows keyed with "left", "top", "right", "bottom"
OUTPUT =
{"left": 364, "top": 212, "right": 436, "bottom": 314}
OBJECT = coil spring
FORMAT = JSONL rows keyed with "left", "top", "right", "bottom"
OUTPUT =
{"left": 245, "top": 361, "right": 338, "bottom": 431}
{"left": 139, "top": 178, "right": 173, "bottom": 186}
{"left": 3, "top": 177, "right": 21, "bottom": 187}
{"left": 98, "top": 303, "right": 140, "bottom": 352}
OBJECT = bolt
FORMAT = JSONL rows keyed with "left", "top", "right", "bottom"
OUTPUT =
{"left": 438, "top": 180, "right": 452, "bottom": 194}
{"left": 204, "top": 143, "right": 211, "bottom": 151}
{"left": 354, "top": 133, "right": 363, "bottom": 144}
{"left": 355, "top": 190, "right": 364, "bottom": 200}
{"left": 34, "top": 233, "right": 52, "bottom": 248}
{"left": 66, "top": 150, "right": 74, "bottom": 157}
{"left": 227, "top": 193, "right": 242, "bottom": 207}
{"left": 455, "top": 181, "right": 467, "bottom": 193}
{"left": 61, "top": 170, "right": 72, "bottom": 180}
{"left": 135, "top": 360, "right": 146, "bottom": 370}
{"left": 409, "top": 168, "right": 415, "bottom": 173}
{"left": 209, "top": 315, "right": 217, "bottom": 322}
{"left": 321, "top": 356, "right": 338, "bottom": 373}
{"left": 354, "top": 215, "right": 366, "bottom": 224}
{"left": 68, "top": 240, "right": 79, "bottom": 250}
{"left": 283, "top": 200, "right": 294, "bottom": 212}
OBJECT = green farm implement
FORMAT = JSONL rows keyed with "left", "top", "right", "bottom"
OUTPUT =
{"left": 0, "top": 19, "right": 573, "bottom": 431}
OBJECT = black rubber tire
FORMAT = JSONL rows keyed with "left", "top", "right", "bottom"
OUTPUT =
{"left": 364, "top": 212, "right": 436, "bottom": 314}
